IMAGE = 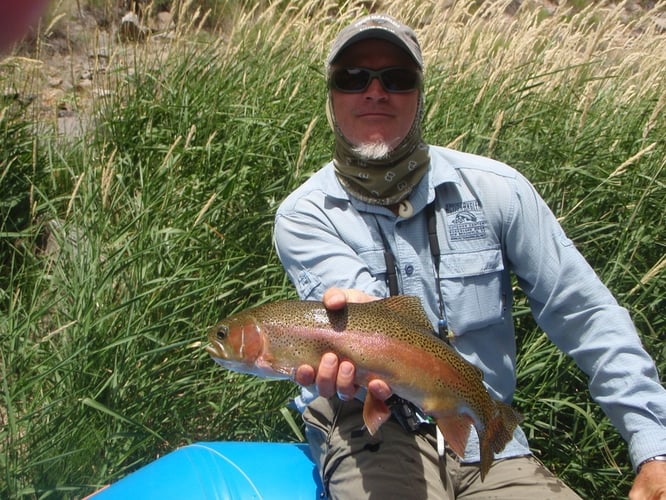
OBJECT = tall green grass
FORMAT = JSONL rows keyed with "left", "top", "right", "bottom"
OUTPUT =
{"left": 1, "top": 1, "right": 664, "bottom": 498}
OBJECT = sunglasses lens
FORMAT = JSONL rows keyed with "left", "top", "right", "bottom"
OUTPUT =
{"left": 332, "top": 68, "right": 371, "bottom": 92}
{"left": 331, "top": 68, "right": 420, "bottom": 93}
{"left": 381, "top": 68, "right": 419, "bottom": 92}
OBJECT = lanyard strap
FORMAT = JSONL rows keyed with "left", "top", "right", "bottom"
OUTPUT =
{"left": 377, "top": 225, "right": 400, "bottom": 296}
{"left": 426, "top": 202, "right": 448, "bottom": 338}
{"left": 377, "top": 202, "right": 448, "bottom": 338}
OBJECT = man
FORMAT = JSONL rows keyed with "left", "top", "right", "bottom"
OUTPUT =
{"left": 274, "top": 13, "right": 666, "bottom": 499}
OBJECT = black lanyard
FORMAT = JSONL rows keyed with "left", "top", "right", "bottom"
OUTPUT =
{"left": 376, "top": 221, "right": 400, "bottom": 296}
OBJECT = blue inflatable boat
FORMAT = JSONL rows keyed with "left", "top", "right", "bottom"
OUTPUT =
{"left": 88, "top": 442, "right": 323, "bottom": 499}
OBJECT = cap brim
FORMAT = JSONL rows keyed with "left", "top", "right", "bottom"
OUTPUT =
{"left": 328, "top": 29, "right": 421, "bottom": 68}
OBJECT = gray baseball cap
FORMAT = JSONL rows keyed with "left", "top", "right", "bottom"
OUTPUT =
{"left": 327, "top": 14, "right": 423, "bottom": 69}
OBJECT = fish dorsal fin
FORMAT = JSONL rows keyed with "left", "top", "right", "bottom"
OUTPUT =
{"left": 472, "top": 363, "right": 484, "bottom": 379}
{"left": 376, "top": 296, "right": 434, "bottom": 334}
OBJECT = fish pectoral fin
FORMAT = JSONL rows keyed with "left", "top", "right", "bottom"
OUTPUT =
{"left": 271, "top": 364, "right": 296, "bottom": 378}
{"left": 436, "top": 414, "right": 473, "bottom": 458}
{"left": 362, "top": 391, "right": 392, "bottom": 436}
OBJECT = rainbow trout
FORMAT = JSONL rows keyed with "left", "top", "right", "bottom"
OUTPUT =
{"left": 206, "top": 296, "right": 522, "bottom": 480}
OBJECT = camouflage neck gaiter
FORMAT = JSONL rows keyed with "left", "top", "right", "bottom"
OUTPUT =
{"left": 328, "top": 93, "right": 430, "bottom": 206}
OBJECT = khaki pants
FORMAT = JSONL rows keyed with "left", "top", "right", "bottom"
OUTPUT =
{"left": 304, "top": 396, "right": 582, "bottom": 500}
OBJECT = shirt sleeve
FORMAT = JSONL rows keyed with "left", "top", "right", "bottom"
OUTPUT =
{"left": 274, "top": 197, "right": 387, "bottom": 301}
{"left": 504, "top": 171, "right": 666, "bottom": 470}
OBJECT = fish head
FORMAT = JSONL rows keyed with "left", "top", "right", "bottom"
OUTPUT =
{"left": 206, "top": 313, "right": 263, "bottom": 366}
{"left": 205, "top": 312, "right": 288, "bottom": 379}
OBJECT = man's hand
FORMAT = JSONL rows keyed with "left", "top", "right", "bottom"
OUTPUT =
{"left": 293, "top": 288, "right": 391, "bottom": 402}
{"left": 630, "top": 460, "right": 666, "bottom": 500}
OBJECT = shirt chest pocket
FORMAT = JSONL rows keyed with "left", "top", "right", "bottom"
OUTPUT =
{"left": 438, "top": 248, "right": 506, "bottom": 335}
{"left": 358, "top": 248, "right": 389, "bottom": 282}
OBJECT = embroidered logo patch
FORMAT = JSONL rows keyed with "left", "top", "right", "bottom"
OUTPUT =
{"left": 445, "top": 200, "right": 487, "bottom": 241}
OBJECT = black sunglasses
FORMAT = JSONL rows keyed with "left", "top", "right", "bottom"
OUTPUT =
{"left": 329, "top": 67, "right": 422, "bottom": 93}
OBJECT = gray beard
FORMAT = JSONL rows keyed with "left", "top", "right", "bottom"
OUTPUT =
{"left": 352, "top": 141, "right": 392, "bottom": 161}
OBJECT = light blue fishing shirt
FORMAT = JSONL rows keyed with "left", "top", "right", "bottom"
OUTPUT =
{"left": 273, "top": 145, "right": 666, "bottom": 469}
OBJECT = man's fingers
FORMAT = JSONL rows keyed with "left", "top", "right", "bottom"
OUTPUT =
{"left": 368, "top": 379, "right": 392, "bottom": 401}
{"left": 322, "top": 287, "right": 348, "bottom": 310}
{"left": 294, "top": 364, "right": 315, "bottom": 386}
{"left": 336, "top": 360, "right": 357, "bottom": 400}
{"left": 312, "top": 354, "right": 359, "bottom": 400}
{"left": 295, "top": 356, "right": 389, "bottom": 406}
{"left": 316, "top": 352, "right": 339, "bottom": 398}
{"left": 323, "top": 287, "right": 380, "bottom": 310}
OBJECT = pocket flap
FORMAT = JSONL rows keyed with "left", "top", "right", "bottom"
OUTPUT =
{"left": 358, "top": 248, "right": 390, "bottom": 274}
{"left": 439, "top": 248, "right": 504, "bottom": 278}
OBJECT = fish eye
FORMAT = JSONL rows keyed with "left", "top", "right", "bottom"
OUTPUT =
{"left": 216, "top": 325, "right": 229, "bottom": 340}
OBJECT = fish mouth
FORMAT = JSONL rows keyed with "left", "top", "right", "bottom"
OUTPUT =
{"left": 205, "top": 345, "right": 256, "bottom": 375}
{"left": 205, "top": 340, "right": 228, "bottom": 360}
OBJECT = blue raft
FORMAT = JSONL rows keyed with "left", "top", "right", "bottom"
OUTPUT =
{"left": 89, "top": 442, "right": 323, "bottom": 499}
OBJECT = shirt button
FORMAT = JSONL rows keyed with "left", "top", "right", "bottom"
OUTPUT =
{"left": 405, "top": 265, "right": 414, "bottom": 276}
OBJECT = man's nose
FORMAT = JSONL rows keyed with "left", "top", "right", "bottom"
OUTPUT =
{"left": 364, "top": 76, "right": 388, "bottom": 99}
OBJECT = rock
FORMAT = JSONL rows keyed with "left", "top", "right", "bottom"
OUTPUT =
{"left": 47, "top": 76, "right": 63, "bottom": 87}
{"left": 655, "top": 16, "right": 666, "bottom": 34}
{"left": 75, "top": 78, "right": 93, "bottom": 92}
{"left": 154, "top": 11, "right": 174, "bottom": 33}
{"left": 119, "top": 11, "right": 148, "bottom": 43}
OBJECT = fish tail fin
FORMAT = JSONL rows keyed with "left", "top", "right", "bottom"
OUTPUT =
{"left": 362, "top": 390, "right": 392, "bottom": 436}
{"left": 479, "top": 400, "right": 523, "bottom": 481}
